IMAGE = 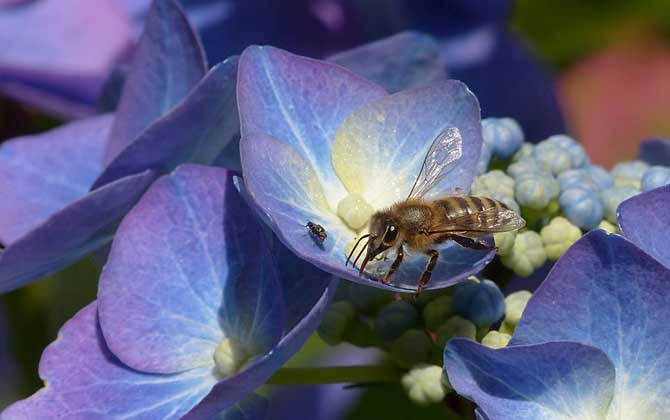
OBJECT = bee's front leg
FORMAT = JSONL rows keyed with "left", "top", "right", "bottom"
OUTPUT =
{"left": 416, "top": 249, "right": 439, "bottom": 295}
{"left": 382, "top": 246, "right": 404, "bottom": 285}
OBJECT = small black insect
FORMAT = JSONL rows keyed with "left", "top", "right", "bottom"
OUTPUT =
{"left": 306, "top": 221, "right": 327, "bottom": 245}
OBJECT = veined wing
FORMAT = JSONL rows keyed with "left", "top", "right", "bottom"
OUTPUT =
{"left": 407, "top": 127, "right": 463, "bottom": 200}
{"left": 428, "top": 206, "right": 526, "bottom": 234}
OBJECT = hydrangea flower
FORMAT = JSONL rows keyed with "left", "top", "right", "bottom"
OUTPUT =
{"left": 238, "top": 45, "right": 496, "bottom": 291}
{"left": 0, "top": 0, "right": 238, "bottom": 292}
{"left": 444, "top": 229, "right": 670, "bottom": 420}
{"left": 2, "top": 165, "right": 337, "bottom": 419}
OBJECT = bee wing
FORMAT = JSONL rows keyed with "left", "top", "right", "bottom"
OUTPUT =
{"left": 407, "top": 127, "right": 463, "bottom": 200}
{"left": 429, "top": 207, "right": 526, "bottom": 234}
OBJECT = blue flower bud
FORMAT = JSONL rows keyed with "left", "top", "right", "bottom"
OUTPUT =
{"left": 559, "top": 187, "right": 603, "bottom": 229}
{"left": 422, "top": 294, "right": 454, "bottom": 331}
{"left": 533, "top": 143, "right": 573, "bottom": 175}
{"left": 584, "top": 164, "right": 613, "bottom": 189}
{"left": 507, "top": 157, "right": 551, "bottom": 180}
{"left": 611, "top": 160, "right": 649, "bottom": 189}
{"left": 641, "top": 166, "right": 670, "bottom": 191}
{"left": 602, "top": 185, "right": 639, "bottom": 222}
{"left": 476, "top": 141, "right": 493, "bottom": 175}
{"left": 374, "top": 300, "right": 419, "bottom": 342}
{"left": 435, "top": 316, "right": 477, "bottom": 348}
{"left": 390, "top": 329, "right": 432, "bottom": 369}
{"left": 513, "top": 142, "right": 535, "bottom": 161}
{"left": 544, "top": 134, "right": 589, "bottom": 168}
{"left": 453, "top": 279, "right": 505, "bottom": 327}
{"left": 491, "top": 192, "right": 521, "bottom": 214}
{"left": 557, "top": 169, "right": 600, "bottom": 193}
{"left": 471, "top": 170, "right": 515, "bottom": 198}
{"left": 514, "top": 174, "right": 559, "bottom": 209}
{"left": 482, "top": 117, "right": 524, "bottom": 159}
{"left": 346, "top": 283, "right": 393, "bottom": 315}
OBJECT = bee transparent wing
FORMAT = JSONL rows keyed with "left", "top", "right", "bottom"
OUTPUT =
{"left": 407, "top": 127, "right": 463, "bottom": 200}
{"left": 429, "top": 207, "right": 526, "bottom": 234}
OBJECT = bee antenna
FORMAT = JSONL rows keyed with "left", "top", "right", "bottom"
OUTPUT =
{"left": 345, "top": 234, "right": 369, "bottom": 266}
{"left": 353, "top": 237, "right": 371, "bottom": 269}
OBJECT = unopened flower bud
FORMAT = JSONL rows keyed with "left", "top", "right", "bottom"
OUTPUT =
{"left": 482, "top": 117, "right": 524, "bottom": 159}
{"left": 585, "top": 164, "right": 613, "bottom": 189}
{"left": 317, "top": 301, "right": 356, "bottom": 345}
{"left": 422, "top": 294, "right": 454, "bottom": 331}
{"left": 435, "top": 316, "right": 477, "bottom": 348}
{"left": 471, "top": 170, "right": 515, "bottom": 198}
{"left": 374, "top": 300, "right": 419, "bottom": 342}
{"left": 390, "top": 329, "right": 432, "bottom": 369}
{"left": 514, "top": 175, "right": 559, "bottom": 209}
{"left": 453, "top": 279, "right": 505, "bottom": 327}
{"left": 559, "top": 187, "right": 603, "bottom": 229}
{"left": 641, "top": 166, "right": 670, "bottom": 192}
{"left": 494, "top": 231, "right": 516, "bottom": 257}
{"left": 612, "top": 160, "right": 648, "bottom": 189}
{"left": 597, "top": 220, "right": 618, "bottom": 234}
{"left": 501, "top": 231, "right": 547, "bottom": 277}
{"left": 602, "top": 186, "right": 639, "bottom": 222}
{"left": 481, "top": 331, "right": 511, "bottom": 349}
{"left": 540, "top": 217, "right": 582, "bottom": 260}
{"left": 401, "top": 365, "right": 447, "bottom": 405}
{"left": 504, "top": 290, "right": 532, "bottom": 327}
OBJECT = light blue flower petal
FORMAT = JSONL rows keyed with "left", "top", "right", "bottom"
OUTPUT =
{"left": 332, "top": 81, "right": 483, "bottom": 208}
{"left": 328, "top": 31, "right": 445, "bottom": 93}
{"left": 99, "top": 165, "right": 284, "bottom": 374}
{"left": 105, "top": 0, "right": 207, "bottom": 165}
{"left": 237, "top": 45, "right": 387, "bottom": 204}
{"left": 1, "top": 303, "right": 216, "bottom": 420}
{"left": 618, "top": 185, "right": 670, "bottom": 269}
{"left": 512, "top": 230, "right": 670, "bottom": 419}
{"left": 183, "top": 277, "right": 338, "bottom": 419}
{"left": 444, "top": 339, "right": 615, "bottom": 420}
{"left": 475, "top": 408, "right": 490, "bottom": 420}
{"left": 242, "top": 133, "right": 494, "bottom": 291}
{"left": 0, "top": 170, "right": 155, "bottom": 293}
{"left": 93, "top": 57, "right": 239, "bottom": 188}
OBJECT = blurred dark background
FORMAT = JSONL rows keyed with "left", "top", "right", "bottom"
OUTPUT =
{"left": 2, "top": 0, "right": 670, "bottom": 417}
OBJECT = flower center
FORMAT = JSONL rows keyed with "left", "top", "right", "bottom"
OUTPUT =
{"left": 213, "top": 338, "right": 250, "bottom": 378}
{"left": 337, "top": 193, "right": 374, "bottom": 231}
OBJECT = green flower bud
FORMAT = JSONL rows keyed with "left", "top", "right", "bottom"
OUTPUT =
{"left": 598, "top": 220, "right": 618, "bottom": 234}
{"left": 504, "top": 290, "right": 532, "bottom": 327}
{"left": 390, "top": 329, "right": 433, "bottom": 369}
{"left": 513, "top": 143, "right": 535, "bottom": 162}
{"left": 471, "top": 170, "right": 515, "bottom": 197}
{"left": 481, "top": 331, "right": 511, "bottom": 349}
{"left": 346, "top": 283, "right": 393, "bottom": 315}
{"left": 498, "top": 320, "right": 515, "bottom": 335}
{"left": 422, "top": 294, "right": 454, "bottom": 331}
{"left": 317, "top": 301, "right": 356, "bottom": 345}
{"left": 401, "top": 365, "right": 447, "bottom": 405}
{"left": 374, "top": 300, "right": 419, "bottom": 342}
{"left": 494, "top": 231, "right": 516, "bottom": 256}
{"left": 500, "top": 231, "right": 547, "bottom": 277}
{"left": 540, "top": 216, "right": 582, "bottom": 260}
{"left": 435, "top": 316, "right": 477, "bottom": 348}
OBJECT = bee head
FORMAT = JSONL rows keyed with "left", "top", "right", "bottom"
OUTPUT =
{"left": 359, "top": 212, "right": 400, "bottom": 276}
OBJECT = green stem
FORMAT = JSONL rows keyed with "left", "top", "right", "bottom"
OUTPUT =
{"left": 266, "top": 365, "right": 402, "bottom": 386}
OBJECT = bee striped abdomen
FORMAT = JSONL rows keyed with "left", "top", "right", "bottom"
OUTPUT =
{"left": 436, "top": 195, "right": 509, "bottom": 227}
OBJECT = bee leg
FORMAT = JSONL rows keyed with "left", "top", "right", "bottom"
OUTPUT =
{"left": 382, "top": 246, "right": 404, "bottom": 284}
{"left": 416, "top": 249, "right": 439, "bottom": 296}
{"left": 451, "top": 235, "right": 495, "bottom": 250}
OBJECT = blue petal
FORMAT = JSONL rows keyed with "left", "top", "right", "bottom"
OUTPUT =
{"left": 444, "top": 339, "right": 615, "bottom": 420}
{"left": 512, "top": 230, "right": 670, "bottom": 418}
{"left": 93, "top": 57, "right": 239, "bottom": 188}
{"left": 182, "top": 277, "right": 338, "bottom": 420}
{"left": 0, "top": 115, "right": 112, "bottom": 244}
{"left": 242, "top": 132, "right": 494, "bottom": 291}
{"left": 0, "top": 0, "right": 132, "bottom": 117}
{"left": 331, "top": 81, "right": 483, "bottom": 208}
{"left": 215, "top": 393, "right": 269, "bottom": 420}
{"left": 237, "top": 45, "right": 387, "bottom": 203}
{"left": 99, "top": 164, "right": 284, "bottom": 374}
{"left": 1, "top": 303, "right": 216, "bottom": 420}
{"left": 105, "top": 0, "right": 207, "bottom": 165}
{"left": 618, "top": 185, "right": 670, "bottom": 268}
{"left": 639, "top": 139, "right": 670, "bottom": 166}
{"left": 328, "top": 31, "right": 446, "bottom": 93}
{"left": 0, "top": 170, "right": 155, "bottom": 293}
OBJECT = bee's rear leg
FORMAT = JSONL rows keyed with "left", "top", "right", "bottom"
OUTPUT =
{"left": 382, "top": 246, "right": 404, "bottom": 285}
{"left": 451, "top": 235, "right": 496, "bottom": 251}
{"left": 416, "top": 249, "right": 439, "bottom": 296}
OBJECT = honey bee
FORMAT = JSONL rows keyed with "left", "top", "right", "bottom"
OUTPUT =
{"left": 346, "top": 127, "right": 525, "bottom": 294}
{"left": 306, "top": 221, "right": 327, "bottom": 245}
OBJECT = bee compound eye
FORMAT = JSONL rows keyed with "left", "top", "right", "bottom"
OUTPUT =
{"left": 384, "top": 225, "right": 398, "bottom": 244}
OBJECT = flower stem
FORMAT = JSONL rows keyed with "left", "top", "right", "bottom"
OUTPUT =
{"left": 266, "top": 365, "right": 402, "bottom": 385}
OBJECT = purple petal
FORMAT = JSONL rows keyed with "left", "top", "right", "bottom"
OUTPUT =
{"left": 105, "top": 0, "right": 207, "bottom": 165}
{"left": 639, "top": 138, "right": 670, "bottom": 166}
{"left": 512, "top": 230, "right": 670, "bottom": 417}
{"left": 1, "top": 303, "right": 216, "bottom": 420}
{"left": 99, "top": 165, "right": 285, "bottom": 374}
{"left": 0, "top": 0, "right": 132, "bottom": 117}
{"left": 331, "top": 81, "right": 483, "bottom": 208}
{"left": 0, "top": 115, "right": 111, "bottom": 244}
{"left": 618, "top": 185, "right": 670, "bottom": 268}
{"left": 238, "top": 45, "right": 386, "bottom": 200}
{"left": 328, "top": 31, "right": 446, "bottom": 93}
{"left": 475, "top": 408, "right": 490, "bottom": 420}
{"left": 0, "top": 170, "right": 155, "bottom": 293}
{"left": 444, "top": 339, "right": 615, "bottom": 420}
{"left": 216, "top": 393, "right": 268, "bottom": 420}
{"left": 93, "top": 57, "right": 239, "bottom": 188}
{"left": 182, "top": 277, "right": 339, "bottom": 419}
{"left": 241, "top": 132, "right": 493, "bottom": 292}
